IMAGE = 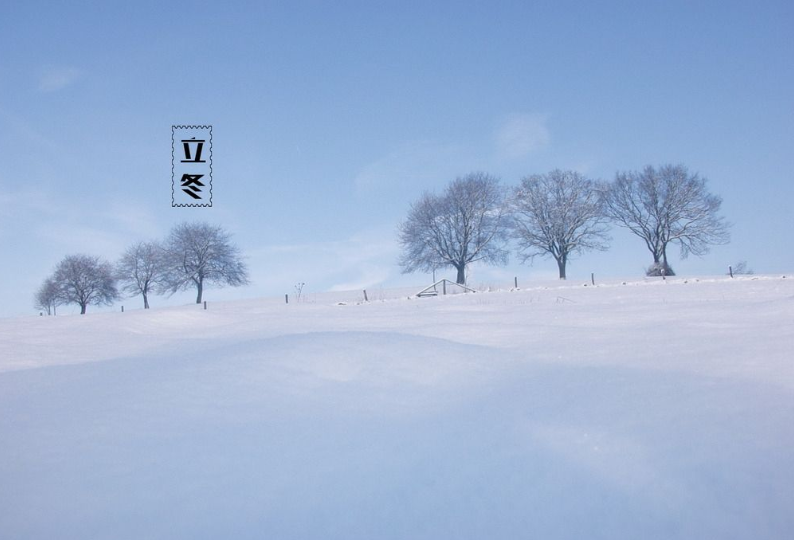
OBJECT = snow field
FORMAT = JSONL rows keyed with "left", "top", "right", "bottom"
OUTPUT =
{"left": 0, "top": 276, "right": 792, "bottom": 539}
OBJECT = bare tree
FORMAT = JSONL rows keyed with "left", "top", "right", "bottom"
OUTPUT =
{"left": 116, "top": 241, "right": 166, "bottom": 309}
{"left": 51, "top": 254, "right": 119, "bottom": 314}
{"left": 399, "top": 172, "right": 509, "bottom": 284}
{"left": 34, "top": 277, "right": 62, "bottom": 315}
{"left": 511, "top": 170, "right": 609, "bottom": 279}
{"left": 294, "top": 282, "right": 305, "bottom": 302}
{"left": 730, "top": 261, "right": 754, "bottom": 276}
{"left": 162, "top": 222, "right": 249, "bottom": 304}
{"left": 603, "top": 164, "right": 730, "bottom": 276}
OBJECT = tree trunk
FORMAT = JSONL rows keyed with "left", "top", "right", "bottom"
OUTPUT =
{"left": 652, "top": 241, "right": 662, "bottom": 264}
{"left": 455, "top": 265, "right": 466, "bottom": 285}
{"left": 557, "top": 258, "right": 567, "bottom": 280}
{"left": 143, "top": 292, "right": 149, "bottom": 309}
{"left": 80, "top": 303, "right": 87, "bottom": 315}
{"left": 196, "top": 279, "right": 203, "bottom": 304}
{"left": 647, "top": 245, "right": 674, "bottom": 276}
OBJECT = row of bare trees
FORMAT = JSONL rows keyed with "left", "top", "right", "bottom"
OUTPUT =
{"left": 399, "top": 164, "right": 730, "bottom": 283}
{"left": 35, "top": 222, "right": 249, "bottom": 315}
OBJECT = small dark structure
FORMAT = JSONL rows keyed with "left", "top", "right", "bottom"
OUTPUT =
{"left": 416, "top": 279, "right": 476, "bottom": 298}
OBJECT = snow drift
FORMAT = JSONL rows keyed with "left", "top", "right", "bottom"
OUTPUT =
{"left": 1, "top": 276, "right": 792, "bottom": 539}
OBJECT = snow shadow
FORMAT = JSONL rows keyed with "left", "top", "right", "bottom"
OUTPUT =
{"left": 1, "top": 332, "right": 792, "bottom": 539}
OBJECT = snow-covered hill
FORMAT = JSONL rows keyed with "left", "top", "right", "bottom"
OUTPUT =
{"left": 1, "top": 276, "right": 792, "bottom": 539}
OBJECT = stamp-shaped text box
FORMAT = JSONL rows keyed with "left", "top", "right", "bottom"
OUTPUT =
{"left": 172, "top": 125, "right": 212, "bottom": 207}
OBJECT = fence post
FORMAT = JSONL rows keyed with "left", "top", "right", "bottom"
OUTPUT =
{"left": 285, "top": 294, "right": 289, "bottom": 304}
{"left": 203, "top": 301, "right": 207, "bottom": 310}
{"left": 514, "top": 276, "right": 518, "bottom": 289}
{"left": 443, "top": 280, "right": 446, "bottom": 295}
{"left": 121, "top": 305, "right": 124, "bottom": 313}
{"left": 729, "top": 265, "right": 734, "bottom": 278}
{"left": 591, "top": 273, "right": 595, "bottom": 286}
{"left": 363, "top": 290, "right": 368, "bottom": 302}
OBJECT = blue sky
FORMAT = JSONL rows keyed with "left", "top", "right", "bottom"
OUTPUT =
{"left": 1, "top": 1, "right": 792, "bottom": 317}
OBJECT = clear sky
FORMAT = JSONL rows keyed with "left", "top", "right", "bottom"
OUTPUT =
{"left": 1, "top": 0, "right": 792, "bottom": 317}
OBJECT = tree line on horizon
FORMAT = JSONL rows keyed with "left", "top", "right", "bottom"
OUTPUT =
{"left": 34, "top": 163, "right": 731, "bottom": 315}
{"left": 35, "top": 222, "right": 249, "bottom": 315}
{"left": 398, "top": 163, "right": 731, "bottom": 284}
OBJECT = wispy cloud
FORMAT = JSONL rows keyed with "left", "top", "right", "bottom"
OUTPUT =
{"left": 353, "top": 140, "right": 474, "bottom": 193}
{"left": 328, "top": 265, "right": 392, "bottom": 292}
{"left": 98, "top": 201, "right": 163, "bottom": 241}
{"left": 0, "top": 188, "right": 163, "bottom": 261}
{"left": 495, "top": 113, "right": 550, "bottom": 160}
{"left": 37, "top": 66, "right": 81, "bottom": 92}
{"left": 0, "top": 108, "right": 64, "bottom": 155}
{"left": 248, "top": 231, "right": 400, "bottom": 293}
